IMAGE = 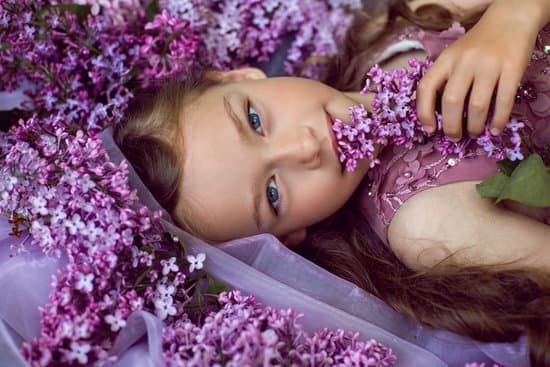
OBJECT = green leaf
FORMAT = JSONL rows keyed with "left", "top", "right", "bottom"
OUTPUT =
{"left": 51, "top": 4, "right": 92, "bottom": 24}
{"left": 476, "top": 154, "right": 550, "bottom": 207}
{"left": 496, "top": 158, "right": 521, "bottom": 176}
{"left": 205, "top": 275, "right": 228, "bottom": 295}
{"left": 497, "top": 154, "right": 550, "bottom": 207}
{"left": 146, "top": 0, "right": 159, "bottom": 22}
{"left": 476, "top": 172, "right": 509, "bottom": 199}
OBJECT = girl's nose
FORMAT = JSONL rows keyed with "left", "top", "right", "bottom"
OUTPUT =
{"left": 271, "top": 125, "right": 321, "bottom": 169}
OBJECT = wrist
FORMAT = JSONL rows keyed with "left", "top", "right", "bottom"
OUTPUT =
{"left": 485, "top": 0, "right": 549, "bottom": 37}
{"left": 526, "top": 0, "right": 550, "bottom": 28}
{"left": 499, "top": 0, "right": 550, "bottom": 28}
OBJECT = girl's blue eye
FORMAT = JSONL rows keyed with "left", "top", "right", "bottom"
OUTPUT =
{"left": 247, "top": 103, "right": 263, "bottom": 134}
{"left": 266, "top": 178, "right": 280, "bottom": 214}
{"left": 245, "top": 100, "right": 279, "bottom": 215}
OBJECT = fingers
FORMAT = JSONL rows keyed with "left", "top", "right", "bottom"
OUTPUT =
{"left": 467, "top": 68, "right": 499, "bottom": 137}
{"left": 491, "top": 64, "right": 522, "bottom": 135}
{"left": 417, "top": 60, "right": 449, "bottom": 133}
{"left": 441, "top": 69, "right": 474, "bottom": 141}
{"left": 418, "top": 54, "right": 522, "bottom": 140}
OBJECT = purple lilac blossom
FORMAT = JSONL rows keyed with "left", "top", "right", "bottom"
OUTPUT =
{"left": 53, "top": 0, "right": 144, "bottom": 25}
{"left": 163, "top": 290, "right": 398, "bottom": 367}
{"left": 333, "top": 58, "right": 527, "bottom": 172}
{"left": 159, "top": 0, "right": 361, "bottom": 78}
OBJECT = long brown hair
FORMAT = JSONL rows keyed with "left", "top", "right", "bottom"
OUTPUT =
{"left": 296, "top": 1, "right": 550, "bottom": 365}
{"left": 114, "top": 72, "right": 218, "bottom": 235}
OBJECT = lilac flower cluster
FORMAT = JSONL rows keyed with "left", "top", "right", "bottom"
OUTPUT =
{"left": 332, "top": 58, "right": 527, "bottom": 172}
{"left": 0, "top": 0, "right": 200, "bottom": 126}
{"left": 139, "top": 9, "right": 202, "bottom": 83}
{"left": 160, "top": 0, "right": 361, "bottom": 78}
{"left": 163, "top": 290, "right": 398, "bottom": 366}
{"left": 65, "top": 0, "right": 143, "bottom": 25}
{"left": 0, "top": 1, "right": 402, "bottom": 365}
{"left": 1, "top": 0, "right": 136, "bottom": 127}
{"left": 0, "top": 113, "right": 208, "bottom": 365}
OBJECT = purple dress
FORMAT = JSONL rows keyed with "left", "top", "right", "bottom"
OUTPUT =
{"left": 360, "top": 24, "right": 550, "bottom": 245}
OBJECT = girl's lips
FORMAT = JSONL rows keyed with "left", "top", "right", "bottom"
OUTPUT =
{"left": 325, "top": 111, "right": 339, "bottom": 158}
{"left": 325, "top": 111, "right": 343, "bottom": 173}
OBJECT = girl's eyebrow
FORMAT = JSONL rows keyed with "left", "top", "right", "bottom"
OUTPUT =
{"left": 223, "top": 95, "right": 264, "bottom": 232}
{"left": 223, "top": 96, "right": 246, "bottom": 142}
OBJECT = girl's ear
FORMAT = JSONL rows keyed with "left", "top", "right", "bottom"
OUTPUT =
{"left": 280, "top": 228, "right": 307, "bottom": 247}
{"left": 206, "top": 67, "right": 267, "bottom": 83}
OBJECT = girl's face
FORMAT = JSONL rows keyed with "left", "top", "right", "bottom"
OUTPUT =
{"left": 175, "top": 68, "right": 371, "bottom": 245}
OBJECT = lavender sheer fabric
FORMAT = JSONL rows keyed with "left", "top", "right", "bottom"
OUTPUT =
{"left": 0, "top": 123, "right": 529, "bottom": 366}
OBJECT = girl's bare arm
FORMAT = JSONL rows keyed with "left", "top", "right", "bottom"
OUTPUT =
{"left": 387, "top": 181, "right": 550, "bottom": 272}
{"left": 409, "top": 0, "right": 493, "bottom": 16}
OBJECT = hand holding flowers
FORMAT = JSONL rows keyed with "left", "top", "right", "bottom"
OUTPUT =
{"left": 417, "top": 0, "right": 550, "bottom": 140}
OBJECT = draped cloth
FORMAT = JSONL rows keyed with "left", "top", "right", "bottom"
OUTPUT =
{"left": 0, "top": 125, "right": 528, "bottom": 366}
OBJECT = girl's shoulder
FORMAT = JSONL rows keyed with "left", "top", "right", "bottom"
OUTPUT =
{"left": 387, "top": 180, "right": 550, "bottom": 272}
{"left": 409, "top": 0, "right": 492, "bottom": 18}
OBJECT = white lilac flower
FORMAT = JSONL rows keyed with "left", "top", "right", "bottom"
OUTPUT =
{"left": 64, "top": 214, "right": 86, "bottom": 235}
{"left": 105, "top": 310, "right": 127, "bottom": 332}
{"left": 67, "top": 342, "right": 91, "bottom": 364}
{"left": 130, "top": 246, "right": 140, "bottom": 267}
{"left": 50, "top": 206, "right": 68, "bottom": 224}
{"left": 161, "top": 257, "right": 179, "bottom": 275}
{"left": 261, "top": 329, "right": 279, "bottom": 346}
{"left": 154, "top": 296, "right": 177, "bottom": 320}
{"left": 129, "top": 297, "right": 144, "bottom": 311}
{"left": 157, "top": 283, "right": 176, "bottom": 298}
{"left": 58, "top": 321, "right": 74, "bottom": 339}
{"left": 186, "top": 253, "right": 205, "bottom": 273}
{"left": 29, "top": 196, "right": 48, "bottom": 216}
{"left": 3, "top": 175, "right": 17, "bottom": 191}
{"left": 80, "top": 174, "right": 96, "bottom": 193}
{"left": 75, "top": 272, "right": 94, "bottom": 293}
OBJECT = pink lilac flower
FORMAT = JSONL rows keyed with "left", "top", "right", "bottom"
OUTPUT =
{"left": 333, "top": 58, "right": 530, "bottom": 172}
{"left": 139, "top": 9, "right": 201, "bottom": 83}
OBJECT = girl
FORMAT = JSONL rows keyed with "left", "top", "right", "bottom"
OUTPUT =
{"left": 114, "top": 0, "right": 550, "bottom": 365}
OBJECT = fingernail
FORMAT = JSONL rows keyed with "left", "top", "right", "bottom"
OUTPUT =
{"left": 490, "top": 127, "right": 501, "bottom": 136}
{"left": 423, "top": 125, "right": 435, "bottom": 134}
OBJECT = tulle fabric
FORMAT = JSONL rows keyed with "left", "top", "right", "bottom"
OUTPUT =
{"left": 0, "top": 126, "right": 528, "bottom": 366}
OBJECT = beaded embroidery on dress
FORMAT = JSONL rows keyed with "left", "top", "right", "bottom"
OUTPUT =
{"left": 359, "top": 24, "right": 550, "bottom": 245}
